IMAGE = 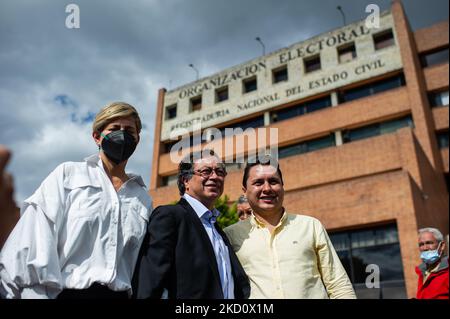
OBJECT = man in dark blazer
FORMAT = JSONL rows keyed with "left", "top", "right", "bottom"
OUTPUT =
{"left": 132, "top": 149, "right": 250, "bottom": 299}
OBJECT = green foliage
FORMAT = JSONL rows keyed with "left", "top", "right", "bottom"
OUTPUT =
{"left": 215, "top": 195, "right": 239, "bottom": 229}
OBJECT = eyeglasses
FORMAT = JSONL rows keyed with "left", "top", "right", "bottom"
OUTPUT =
{"left": 194, "top": 167, "right": 227, "bottom": 178}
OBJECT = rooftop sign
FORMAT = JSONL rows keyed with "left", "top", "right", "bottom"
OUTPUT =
{"left": 161, "top": 11, "right": 402, "bottom": 141}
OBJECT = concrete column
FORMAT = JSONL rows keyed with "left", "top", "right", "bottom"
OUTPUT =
{"left": 331, "top": 91, "right": 343, "bottom": 146}
{"left": 335, "top": 131, "right": 344, "bottom": 146}
{"left": 150, "top": 88, "right": 166, "bottom": 190}
{"left": 264, "top": 111, "right": 271, "bottom": 126}
{"left": 331, "top": 91, "right": 339, "bottom": 107}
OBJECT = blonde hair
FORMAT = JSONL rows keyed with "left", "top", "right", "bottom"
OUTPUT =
{"left": 92, "top": 102, "right": 142, "bottom": 134}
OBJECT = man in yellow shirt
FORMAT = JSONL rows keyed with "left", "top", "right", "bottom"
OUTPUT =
{"left": 224, "top": 157, "right": 356, "bottom": 299}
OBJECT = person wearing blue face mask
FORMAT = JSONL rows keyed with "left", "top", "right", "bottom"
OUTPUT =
{"left": 415, "top": 227, "right": 449, "bottom": 299}
{"left": 0, "top": 102, "right": 152, "bottom": 299}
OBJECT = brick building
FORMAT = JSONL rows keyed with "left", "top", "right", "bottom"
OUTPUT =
{"left": 148, "top": 1, "right": 449, "bottom": 298}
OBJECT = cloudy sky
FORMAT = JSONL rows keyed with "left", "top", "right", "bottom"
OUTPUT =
{"left": 0, "top": 0, "right": 448, "bottom": 203}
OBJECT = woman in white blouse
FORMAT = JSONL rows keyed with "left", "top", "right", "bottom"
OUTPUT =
{"left": 0, "top": 102, "right": 152, "bottom": 299}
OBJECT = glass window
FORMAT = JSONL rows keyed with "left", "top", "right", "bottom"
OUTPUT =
{"left": 380, "top": 116, "right": 414, "bottom": 134}
{"left": 165, "top": 104, "right": 177, "bottom": 120}
{"left": 278, "top": 134, "right": 335, "bottom": 159}
{"left": 274, "top": 103, "right": 305, "bottom": 123}
{"left": 279, "top": 144, "right": 303, "bottom": 159}
{"left": 190, "top": 96, "right": 202, "bottom": 112}
{"left": 372, "top": 75, "right": 405, "bottom": 94}
{"left": 373, "top": 29, "right": 395, "bottom": 50}
{"left": 343, "top": 116, "right": 413, "bottom": 143}
{"left": 443, "top": 91, "right": 449, "bottom": 106}
{"left": 304, "top": 55, "right": 321, "bottom": 73}
{"left": 243, "top": 76, "right": 257, "bottom": 93}
{"left": 161, "top": 174, "right": 178, "bottom": 186}
{"left": 437, "top": 131, "right": 449, "bottom": 149}
{"left": 345, "top": 124, "right": 380, "bottom": 143}
{"left": 338, "top": 43, "right": 357, "bottom": 63}
{"left": 219, "top": 116, "right": 265, "bottom": 137}
{"left": 215, "top": 86, "right": 229, "bottom": 103}
{"left": 420, "top": 47, "right": 449, "bottom": 67}
{"left": 341, "top": 85, "right": 371, "bottom": 102}
{"left": 339, "top": 74, "right": 405, "bottom": 103}
{"left": 329, "top": 224, "right": 407, "bottom": 299}
{"left": 273, "top": 66, "right": 288, "bottom": 83}
{"left": 272, "top": 95, "right": 331, "bottom": 123}
{"left": 305, "top": 134, "right": 336, "bottom": 152}
{"left": 164, "top": 140, "right": 179, "bottom": 153}
{"left": 304, "top": 96, "right": 332, "bottom": 113}
{"left": 190, "top": 132, "right": 206, "bottom": 147}
{"left": 429, "top": 90, "right": 449, "bottom": 107}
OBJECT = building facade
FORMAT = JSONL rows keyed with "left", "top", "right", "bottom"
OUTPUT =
{"left": 148, "top": 2, "right": 449, "bottom": 299}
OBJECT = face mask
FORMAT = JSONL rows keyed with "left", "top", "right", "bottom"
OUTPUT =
{"left": 100, "top": 130, "right": 137, "bottom": 164}
{"left": 420, "top": 242, "right": 442, "bottom": 265}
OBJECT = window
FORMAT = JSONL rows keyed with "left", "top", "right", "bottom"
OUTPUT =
{"left": 343, "top": 115, "right": 414, "bottom": 143}
{"left": 219, "top": 116, "right": 265, "bottom": 137}
{"left": 329, "top": 224, "right": 407, "bottom": 299}
{"left": 272, "top": 95, "right": 331, "bottom": 123}
{"left": 163, "top": 140, "right": 179, "bottom": 153}
{"left": 190, "top": 96, "right": 202, "bottom": 112}
{"left": 338, "top": 43, "right": 357, "bottom": 63}
{"left": 273, "top": 66, "right": 288, "bottom": 83}
{"left": 243, "top": 76, "right": 257, "bottom": 93}
{"left": 161, "top": 174, "right": 178, "bottom": 187}
{"left": 278, "top": 134, "right": 335, "bottom": 159}
{"left": 420, "top": 46, "right": 449, "bottom": 67}
{"left": 373, "top": 29, "right": 395, "bottom": 50}
{"left": 215, "top": 86, "right": 229, "bottom": 103}
{"left": 165, "top": 104, "right": 177, "bottom": 120}
{"left": 429, "top": 90, "right": 449, "bottom": 107}
{"left": 304, "top": 55, "right": 321, "bottom": 73}
{"left": 437, "top": 131, "right": 449, "bottom": 149}
{"left": 339, "top": 74, "right": 405, "bottom": 103}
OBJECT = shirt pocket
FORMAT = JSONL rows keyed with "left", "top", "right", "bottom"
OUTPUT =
{"left": 64, "top": 174, "right": 105, "bottom": 220}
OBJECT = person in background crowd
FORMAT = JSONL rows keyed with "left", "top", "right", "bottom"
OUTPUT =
{"left": 225, "top": 156, "right": 356, "bottom": 299}
{"left": 236, "top": 195, "right": 252, "bottom": 221}
{"left": 0, "top": 102, "right": 152, "bottom": 299}
{"left": 415, "top": 227, "right": 449, "bottom": 299}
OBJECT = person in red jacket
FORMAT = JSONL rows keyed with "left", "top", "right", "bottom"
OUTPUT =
{"left": 415, "top": 227, "right": 449, "bottom": 299}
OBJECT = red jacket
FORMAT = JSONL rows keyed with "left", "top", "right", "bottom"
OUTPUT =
{"left": 415, "top": 257, "right": 449, "bottom": 299}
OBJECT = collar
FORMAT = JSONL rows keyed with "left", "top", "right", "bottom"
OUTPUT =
{"left": 84, "top": 153, "right": 146, "bottom": 188}
{"left": 418, "top": 256, "right": 449, "bottom": 274}
{"left": 250, "top": 209, "right": 287, "bottom": 229}
{"left": 183, "top": 193, "right": 220, "bottom": 220}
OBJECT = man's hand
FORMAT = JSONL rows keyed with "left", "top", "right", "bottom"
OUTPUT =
{"left": 0, "top": 145, "right": 19, "bottom": 248}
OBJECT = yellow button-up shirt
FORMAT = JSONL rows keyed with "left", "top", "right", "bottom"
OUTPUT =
{"left": 224, "top": 212, "right": 356, "bottom": 299}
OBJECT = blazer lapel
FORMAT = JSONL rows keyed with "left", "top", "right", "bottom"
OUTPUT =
{"left": 178, "top": 198, "right": 223, "bottom": 291}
